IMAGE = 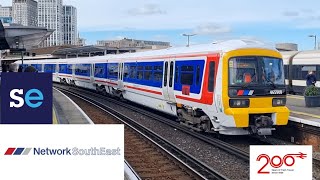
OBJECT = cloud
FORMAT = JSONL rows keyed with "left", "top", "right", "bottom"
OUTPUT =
{"left": 283, "top": 11, "right": 299, "bottom": 17}
{"left": 193, "top": 23, "right": 231, "bottom": 35}
{"left": 295, "top": 22, "right": 320, "bottom": 29}
{"left": 239, "top": 35, "right": 262, "bottom": 41}
{"left": 309, "top": 16, "right": 320, "bottom": 21}
{"left": 153, "top": 34, "right": 170, "bottom": 42}
{"left": 301, "top": 9, "right": 314, "bottom": 13}
{"left": 114, "top": 36, "right": 125, "bottom": 40}
{"left": 128, "top": 4, "right": 166, "bottom": 16}
{"left": 291, "top": 14, "right": 320, "bottom": 29}
{"left": 281, "top": 9, "right": 320, "bottom": 29}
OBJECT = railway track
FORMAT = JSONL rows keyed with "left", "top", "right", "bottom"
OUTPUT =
{"left": 55, "top": 84, "right": 320, "bottom": 177}
{"left": 54, "top": 83, "right": 250, "bottom": 162}
{"left": 59, "top": 83, "right": 320, "bottom": 178}
{"left": 55, "top": 86, "right": 228, "bottom": 180}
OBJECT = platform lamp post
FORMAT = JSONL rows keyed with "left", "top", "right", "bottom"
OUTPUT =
{"left": 182, "top": 33, "right": 196, "bottom": 47}
{"left": 14, "top": 37, "right": 25, "bottom": 66}
{"left": 308, "top": 35, "right": 317, "bottom": 50}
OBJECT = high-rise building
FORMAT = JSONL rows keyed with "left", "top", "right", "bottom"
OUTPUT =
{"left": 63, "top": 5, "right": 77, "bottom": 45}
{"left": 12, "top": 0, "right": 38, "bottom": 27}
{"left": 97, "top": 38, "right": 170, "bottom": 49}
{"left": 38, "top": 0, "right": 63, "bottom": 47}
{"left": 0, "top": 5, "right": 13, "bottom": 24}
{"left": 0, "top": 5, "right": 12, "bottom": 17}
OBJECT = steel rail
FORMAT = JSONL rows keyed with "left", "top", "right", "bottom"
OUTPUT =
{"left": 56, "top": 87, "right": 228, "bottom": 180}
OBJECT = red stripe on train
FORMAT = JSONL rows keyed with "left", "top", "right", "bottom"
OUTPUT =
{"left": 76, "top": 77, "right": 90, "bottom": 81}
{"left": 125, "top": 85, "right": 162, "bottom": 95}
{"left": 94, "top": 79, "right": 118, "bottom": 85}
{"left": 59, "top": 74, "right": 72, "bottom": 78}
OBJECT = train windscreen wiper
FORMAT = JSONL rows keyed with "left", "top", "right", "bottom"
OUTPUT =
{"left": 241, "top": 81, "right": 253, "bottom": 88}
{"left": 265, "top": 78, "right": 277, "bottom": 88}
{"left": 241, "top": 74, "right": 257, "bottom": 88}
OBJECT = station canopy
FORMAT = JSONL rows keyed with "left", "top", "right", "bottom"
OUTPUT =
{"left": 0, "top": 20, "right": 9, "bottom": 50}
{"left": 0, "top": 20, "right": 53, "bottom": 51}
{"left": 52, "top": 46, "right": 138, "bottom": 56}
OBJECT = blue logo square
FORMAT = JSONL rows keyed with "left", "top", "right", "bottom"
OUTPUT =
{"left": 1, "top": 73, "right": 52, "bottom": 124}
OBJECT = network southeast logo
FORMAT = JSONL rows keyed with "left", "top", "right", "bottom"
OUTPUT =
{"left": 4, "top": 148, "right": 32, "bottom": 155}
{"left": 3, "top": 147, "right": 121, "bottom": 156}
{"left": 250, "top": 145, "right": 312, "bottom": 180}
{"left": 1, "top": 73, "right": 52, "bottom": 124}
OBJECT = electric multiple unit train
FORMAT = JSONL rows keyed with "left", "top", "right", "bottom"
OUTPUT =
{"left": 14, "top": 40, "right": 290, "bottom": 135}
{"left": 281, "top": 50, "right": 320, "bottom": 94}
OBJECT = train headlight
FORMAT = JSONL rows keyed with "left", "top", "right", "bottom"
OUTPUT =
{"left": 272, "top": 98, "right": 286, "bottom": 106}
{"left": 229, "top": 99, "right": 250, "bottom": 108}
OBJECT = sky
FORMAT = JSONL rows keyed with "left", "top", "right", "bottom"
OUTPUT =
{"left": 2, "top": 0, "right": 320, "bottom": 50}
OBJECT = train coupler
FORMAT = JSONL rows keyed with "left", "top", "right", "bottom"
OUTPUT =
{"left": 251, "top": 115, "right": 275, "bottom": 135}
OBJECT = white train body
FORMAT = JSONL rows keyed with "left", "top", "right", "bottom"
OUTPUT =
{"left": 14, "top": 40, "right": 290, "bottom": 135}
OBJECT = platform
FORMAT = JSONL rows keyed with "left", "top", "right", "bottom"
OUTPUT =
{"left": 287, "top": 94, "right": 320, "bottom": 127}
{"left": 125, "top": 160, "right": 141, "bottom": 180}
{"left": 53, "top": 87, "right": 94, "bottom": 124}
{"left": 53, "top": 88, "right": 140, "bottom": 179}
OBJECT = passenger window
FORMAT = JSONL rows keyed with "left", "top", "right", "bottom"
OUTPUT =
{"left": 129, "top": 66, "right": 136, "bottom": 78}
{"left": 67, "top": 64, "right": 73, "bottom": 74}
{"left": 154, "top": 66, "right": 162, "bottom": 71}
{"left": 181, "top": 73, "right": 193, "bottom": 85}
{"left": 175, "top": 65, "right": 178, "bottom": 83}
{"left": 144, "top": 71, "right": 152, "bottom": 80}
{"left": 108, "top": 64, "right": 118, "bottom": 78}
{"left": 180, "top": 65, "right": 194, "bottom": 85}
{"left": 181, "top": 66, "right": 193, "bottom": 71}
{"left": 143, "top": 65, "right": 152, "bottom": 81}
{"left": 164, "top": 62, "right": 168, "bottom": 86}
{"left": 196, "top": 65, "right": 200, "bottom": 85}
{"left": 137, "top": 71, "right": 143, "bottom": 80}
{"left": 284, "top": 65, "right": 288, "bottom": 79}
{"left": 124, "top": 65, "right": 129, "bottom": 78}
{"left": 120, "top": 63, "right": 123, "bottom": 80}
{"left": 154, "top": 72, "right": 162, "bottom": 82}
{"left": 208, "top": 62, "right": 215, "bottom": 92}
{"left": 153, "top": 65, "right": 163, "bottom": 82}
{"left": 169, "top": 62, "right": 174, "bottom": 87}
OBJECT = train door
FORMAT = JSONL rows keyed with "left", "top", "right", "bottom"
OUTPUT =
{"left": 53, "top": 63, "right": 58, "bottom": 81}
{"left": 117, "top": 62, "right": 124, "bottom": 89}
{"left": 90, "top": 64, "right": 94, "bottom": 82}
{"left": 162, "top": 60, "right": 176, "bottom": 103}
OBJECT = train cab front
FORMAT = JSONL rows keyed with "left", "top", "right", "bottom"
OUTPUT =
{"left": 222, "top": 51, "right": 290, "bottom": 136}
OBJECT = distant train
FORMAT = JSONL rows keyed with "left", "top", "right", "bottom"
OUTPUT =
{"left": 14, "top": 40, "right": 290, "bottom": 135}
{"left": 281, "top": 50, "right": 320, "bottom": 94}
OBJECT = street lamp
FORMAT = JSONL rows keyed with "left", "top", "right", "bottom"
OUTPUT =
{"left": 308, "top": 35, "right": 317, "bottom": 50}
{"left": 182, "top": 33, "right": 196, "bottom": 47}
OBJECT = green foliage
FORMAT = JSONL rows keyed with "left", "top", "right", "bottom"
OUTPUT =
{"left": 304, "top": 86, "right": 320, "bottom": 96}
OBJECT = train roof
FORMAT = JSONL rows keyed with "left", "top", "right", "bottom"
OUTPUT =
{"left": 279, "top": 51, "right": 299, "bottom": 64}
{"left": 280, "top": 50, "right": 320, "bottom": 65}
{"left": 14, "top": 39, "right": 276, "bottom": 64}
{"left": 292, "top": 50, "right": 320, "bottom": 59}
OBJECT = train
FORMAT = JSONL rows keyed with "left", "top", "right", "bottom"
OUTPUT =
{"left": 13, "top": 39, "right": 290, "bottom": 135}
{"left": 281, "top": 50, "right": 320, "bottom": 94}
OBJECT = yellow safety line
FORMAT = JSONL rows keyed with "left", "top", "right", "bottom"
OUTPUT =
{"left": 291, "top": 110, "right": 320, "bottom": 119}
{"left": 287, "top": 95, "right": 304, "bottom": 100}
{"left": 52, "top": 106, "right": 58, "bottom": 124}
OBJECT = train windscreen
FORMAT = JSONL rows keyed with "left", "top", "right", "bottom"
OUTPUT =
{"left": 229, "top": 56, "right": 285, "bottom": 86}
